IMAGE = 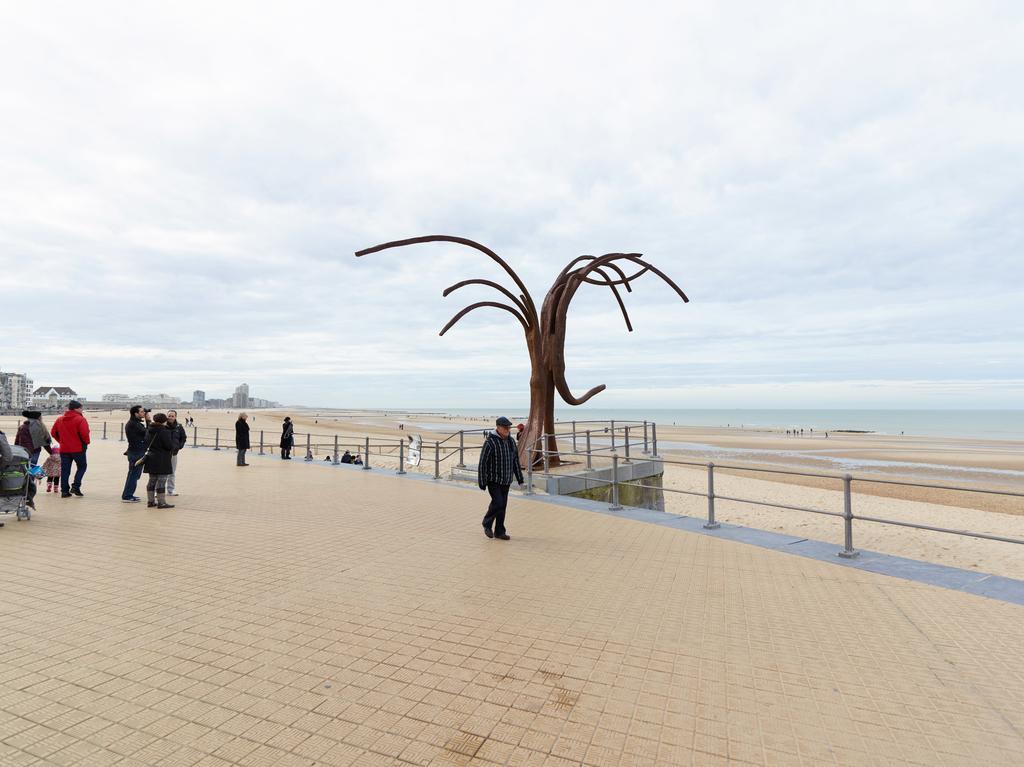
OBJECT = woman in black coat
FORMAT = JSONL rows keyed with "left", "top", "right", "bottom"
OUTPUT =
{"left": 143, "top": 413, "right": 176, "bottom": 508}
{"left": 235, "top": 413, "right": 250, "bottom": 467}
{"left": 280, "top": 417, "right": 294, "bottom": 460}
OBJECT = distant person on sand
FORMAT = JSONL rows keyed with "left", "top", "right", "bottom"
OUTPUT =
{"left": 121, "top": 405, "right": 149, "bottom": 503}
{"left": 235, "top": 413, "right": 250, "bottom": 466}
{"left": 515, "top": 423, "right": 525, "bottom": 444}
{"left": 280, "top": 417, "right": 294, "bottom": 460}
{"left": 51, "top": 400, "right": 89, "bottom": 497}
{"left": 341, "top": 450, "right": 353, "bottom": 464}
{"left": 165, "top": 410, "right": 187, "bottom": 496}
{"left": 478, "top": 416, "right": 524, "bottom": 541}
{"left": 143, "top": 413, "right": 175, "bottom": 508}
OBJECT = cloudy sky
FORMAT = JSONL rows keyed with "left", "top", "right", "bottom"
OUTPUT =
{"left": 2, "top": 2, "right": 1022, "bottom": 409}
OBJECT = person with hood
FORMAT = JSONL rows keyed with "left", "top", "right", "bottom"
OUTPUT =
{"left": 143, "top": 413, "right": 176, "bottom": 508}
{"left": 477, "top": 416, "right": 524, "bottom": 540}
{"left": 121, "top": 405, "right": 149, "bottom": 503}
{"left": 50, "top": 400, "right": 90, "bottom": 497}
{"left": 280, "top": 417, "right": 295, "bottom": 460}
{"left": 235, "top": 413, "right": 250, "bottom": 466}
{"left": 15, "top": 410, "right": 52, "bottom": 464}
{"left": 165, "top": 410, "right": 187, "bottom": 495}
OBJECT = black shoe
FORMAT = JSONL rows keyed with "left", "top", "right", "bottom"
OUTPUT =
{"left": 26, "top": 499, "right": 36, "bottom": 510}
{"left": 495, "top": 533, "right": 511, "bottom": 540}
{"left": 71, "top": 488, "right": 84, "bottom": 497}
{"left": 482, "top": 524, "right": 494, "bottom": 539}
{"left": 157, "top": 503, "right": 175, "bottom": 509}
{"left": 147, "top": 501, "right": 157, "bottom": 508}
{"left": 61, "top": 492, "right": 72, "bottom": 498}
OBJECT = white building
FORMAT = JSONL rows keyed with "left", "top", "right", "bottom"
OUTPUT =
{"left": 102, "top": 393, "right": 132, "bottom": 402}
{"left": 0, "top": 372, "right": 34, "bottom": 410}
{"left": 32, "top": 386, "right": 78, "bottom": 409}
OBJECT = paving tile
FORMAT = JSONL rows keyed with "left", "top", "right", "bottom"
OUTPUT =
{"left": 0, "top": 441, "right": 1022, "bottom": 766}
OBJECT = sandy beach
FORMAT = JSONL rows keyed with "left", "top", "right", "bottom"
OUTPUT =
{"left": 27, "top": 406, "right": 1022, "bottom": 580}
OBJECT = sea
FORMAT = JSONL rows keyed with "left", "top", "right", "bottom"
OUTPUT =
{"left": 430, "top": 408, "right": 1024, "bottom": 441}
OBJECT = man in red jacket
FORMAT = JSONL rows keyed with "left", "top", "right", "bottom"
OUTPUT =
{"left": 51, "top": 400, "right": 90, "bottom": 497}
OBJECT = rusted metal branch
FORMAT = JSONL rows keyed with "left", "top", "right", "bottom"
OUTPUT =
{"left": 439, "top": 301, "right": 530, "bottom": 336}
{"left": 442, "top": 279, "right": 531, "bottom": 326}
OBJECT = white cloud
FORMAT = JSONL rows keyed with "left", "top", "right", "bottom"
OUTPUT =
{"left": 1, "top": 1, "right": 1022, "bottom": 409}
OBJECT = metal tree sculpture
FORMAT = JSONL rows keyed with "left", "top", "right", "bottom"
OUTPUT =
{"left": 355, "top": 235, "right": 689, "bottom": 466}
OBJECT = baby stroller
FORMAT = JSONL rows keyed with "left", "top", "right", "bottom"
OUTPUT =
{"left": 0, "top": 444, "right": 34, "bottom": 526}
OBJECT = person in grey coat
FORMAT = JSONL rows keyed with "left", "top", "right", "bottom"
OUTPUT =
{"left": 165, "top": 410, "right": 187, "bottom": 495}
{"left": 477, "top": 416, "right": 524, "bottom": 540}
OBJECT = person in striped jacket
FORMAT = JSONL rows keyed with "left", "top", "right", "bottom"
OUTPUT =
{"left": 478, "top": 416, "right": 524, "bottom": 540}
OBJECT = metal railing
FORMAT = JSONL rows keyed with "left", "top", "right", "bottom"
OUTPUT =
{"left": 10, "top": 415, "right": 1020, "bottom": 561}
{"left": 523, "top": 429, "right": 1024, "bottom": 558}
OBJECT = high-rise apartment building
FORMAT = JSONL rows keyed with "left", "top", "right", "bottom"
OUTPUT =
{"left": 0, "top": 372, "right": 33, "bottom": 410}
{"left": 193, "top": 390, "right": 206, "bottom": 405}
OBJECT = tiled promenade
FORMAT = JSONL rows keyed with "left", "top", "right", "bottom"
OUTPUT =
{"left": 1, "top": 442, "right": 1023, "bottom": 766}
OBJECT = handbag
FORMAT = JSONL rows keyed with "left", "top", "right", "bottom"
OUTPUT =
{"left": 134, "top": 433, "right": 158, "bottom": 467}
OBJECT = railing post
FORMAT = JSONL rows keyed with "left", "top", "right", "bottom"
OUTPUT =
{"left": 305, "top": 433, "right": 312, "bottom": 461}
{"left": 333, "top": 435, "right": 339, "bottom": 465}
{"left": 214, "top": 427, "right": 220, "bottom": 450}
{"left": 259, "top": 430, "right": 264, "bottom": 455}
{"left": 192, "top": 426, "right": 198, "bottom": 447}
{"left": 609, "top": 453, "right": 622, "bottom": 510}
{"left": 397, "top": 440, "right": 406, "bottom": 475}
{"left": 651, "top": 423, "right": 659, "bottom": 458}
{"left": 457, "top": 430, "right": 465, "bottom": 468}
{"left": 542, "top": 433, "right": 550, "bottom": 473}
{"left": 119, "top": 422, "right": 125, "bottom": 442}
{"left": 704, "top": 462, "right": 720, "bottom": 529}
{"left": 433, "top": 441, "right": 440, "bottom": 479}
{"left": 364, "top": 436, "right": 371, "bottom": 470}
{"left": 102, "top": 422, "right": 107, "bottom": 440}
{"left": 642, "top": 421, "right": 649, "bottom": 454}
{"left": 624, "top": 425, "right": 631, "bottom": 463}
{"left": 585, "top": 430, "right": 592, "bottom": 470}
{"left": 838, "top": 474, "right": 859, "bottom": 558}
{"left": 571, "top": 421, "right": 577, "bottom": 452}
{"left": 610, "top": 419, "right": 616, "bottom": 450}
{"left": 524, "top": 451, "right": 534, "bottom": 495}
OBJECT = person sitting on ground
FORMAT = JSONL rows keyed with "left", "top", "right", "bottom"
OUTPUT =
{"left": 352, "top": 454, "right": 363, "bottom": 465}
{"left": 324, "top": 455, "right": 331, "bottom": 461}
{"left": 143, "top": 413, "right": 176, "bottom": 508}
{"left": 340, "top": 450, "right": 353, "bottom": 464}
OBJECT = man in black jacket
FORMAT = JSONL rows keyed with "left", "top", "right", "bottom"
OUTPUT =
{"left": 165, "top": 410, "right": 188, "bottom": 495}
{"left": 121, "top": 405, "right": 149, "bottom": 503}
{"left": 235, "top": 413, "right": 250, "bottom": 466}
{"left": 477, "top": 416, "right": 524, "bottom": 540}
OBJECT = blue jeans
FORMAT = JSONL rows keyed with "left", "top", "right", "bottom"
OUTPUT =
{"left": 60, "top": 451, "right": 87, "bottom": 494}
{"left": 122, "top": 451, "right": 145, "bottom": 500}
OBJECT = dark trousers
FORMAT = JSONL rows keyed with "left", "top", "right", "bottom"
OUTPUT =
{"left": 483, "top": 482, "right": 510, "bottom": 535}
{"left": 60, "top": 451, "right": 87, "bottom": 494}
{"left": 122, "top": 451, "right": 145, "bottom": 500}
{"left": 237, "top": 448, "right": 247, "bottom": 465}
{"left": 281, "top": 445, "right": 291, "bottom": 459}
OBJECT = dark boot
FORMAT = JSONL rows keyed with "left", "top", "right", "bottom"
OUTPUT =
{"left": 156, "top": 492, "right": 175, "bottom": 509}
{"left": 147, "top": 490, "right": 157, "bottom": 507}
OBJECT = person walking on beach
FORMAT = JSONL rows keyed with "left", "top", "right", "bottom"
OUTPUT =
{"left": 165, "top": 410, "right": 187, "bottom": 495}
{"left": 478, "top": 416, "right": 524, "bottom": 541}
{"left": 51, "top": 400, "right": 89, "bottom": 497}
{"left": 143, "top": 413, "right": 176, "bottom": 508}
{"left": 121, "top": 405, "right": 149, "bottom": 503}
{"left": 280, "top": 417, "right": 294, "bottom": 460}
{"left": 235, "top": 413, "right": 250, "bottom": 466}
